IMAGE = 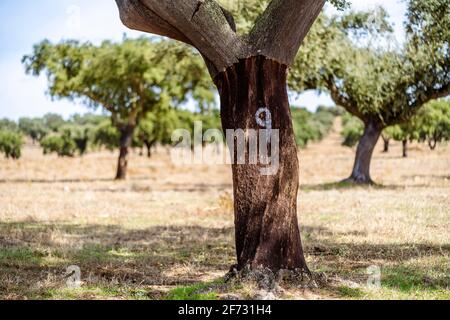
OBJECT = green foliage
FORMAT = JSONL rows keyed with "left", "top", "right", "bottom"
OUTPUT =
{"left": 220, "top": 0, "right": 349, "bottom": 34}
{"left": 341, "top": 113, "right": 364, "bottom": 147}
{"left": 382, "top": 99, "right": 450, "bottom": 149}
{"left": 69, "top": 113, "right": 107, "bottom": 127}
{"left": 0, "top": 119, "right": 19, "bottom": 132}
{"left": 61, "top": 125, "right": 95, "bottom": 155}
{"left": 23, "top": 38, "right": 214, "bottom": 130}
{"left": 0, "top": 131, "right": 24, "bottom": 159}
{"left": 93, "top": 120, "right": 120, "bottom": 151}
{"left": 290, "top": 3, "right": 449, "bottom": 126}
{"left": 40, "top": 132, "right": 77, "bottom": 157}
{"left": 135, "top": 108, "right": 221, "bottom": 153}
{"left": 292, "top": 107, "right": 337, "bottom": 148}
{"left": 42, "top": 113, "right": 65, "bottom": 132}
{"left": 166, "top": 280, "right": 222, "bottom": 300}
{"left": 18, "top": 117, "right": 48, "bottom": 142}
{"left": 23, "top": 37, "right": 215, "bottom": 177}
{"left": 416, "top": 99, "right": 450, "bottom": 146}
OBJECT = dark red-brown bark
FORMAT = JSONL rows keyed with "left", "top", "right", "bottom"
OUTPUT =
{"left": 214, "top": 56, "right": 307, "bottom": 272}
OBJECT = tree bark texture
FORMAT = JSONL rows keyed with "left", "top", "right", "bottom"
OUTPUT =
{"left": 214, "top": 56, "right": 307, "bottom": 271}
{"left": 345, "top": 121, "right": 383, "bottom": 184}
{"left": 115, "top": 0, "right": 327, "bottom": 272}
{"left": 116, "top": 124, "right": 135, "bottom": 180}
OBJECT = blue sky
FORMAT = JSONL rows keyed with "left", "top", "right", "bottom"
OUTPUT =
{"left": 0, "top": 0, "right": 407, "bottom": 120}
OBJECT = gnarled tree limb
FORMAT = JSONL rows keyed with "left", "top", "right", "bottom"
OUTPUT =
{"left": 116, "top": 0, "right": 192, "bottom": 44}
{"left": 326, "top": 76, "right": 366, "bottom": 121}
{"left": 116, "top": 0, "right": 327, "bottom": 76}
{"left": 116, "top": 0, "right": 247, "bottom": 76}
{"left": 249, "top": 0, "right": 326, "bottom": 66}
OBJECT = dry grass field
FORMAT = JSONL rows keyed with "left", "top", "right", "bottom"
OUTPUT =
{"left": 0, "top": 121, "right": 449, "bottom": 300}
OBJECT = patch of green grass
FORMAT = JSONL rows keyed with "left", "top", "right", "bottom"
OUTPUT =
{"left": 166, "top": 280, "right": 223, "bottom": 300}
{"left": 0, "top": 247, "right": 46, "bottom": 265}
{"left": 381, "top": 265, "right": 449, "bottom": 294}
{"left": 44, "top": 286, "right": 126, "bottom": 300}
{"left": 337, "top": 286, "right": 365, "bottom": 298}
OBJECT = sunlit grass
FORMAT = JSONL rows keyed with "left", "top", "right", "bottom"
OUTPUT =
{"left": 0, "top": 125, "right": 448, "bottom": 300}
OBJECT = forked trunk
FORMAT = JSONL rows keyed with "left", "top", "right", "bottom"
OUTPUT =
{"left": 402, "top": 139, "right": 408, "bottom": 158}
{"left": 116, "top": 124, "right": 135, "bottom": 180}
{"left": 214, "top": 56, "right": 307, "bottom": 272}
{"left": 345, "top": 121, "right": 383, "bottom": 184}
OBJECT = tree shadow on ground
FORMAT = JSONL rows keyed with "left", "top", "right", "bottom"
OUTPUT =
{"left": 0, "top": 222, "right": 448, "bottom": 299}
{"left": 0, "top": 175, "right": 172, "bottom": 184}
{"left": 300, "top": 180, "right": 442, "bottom": 191}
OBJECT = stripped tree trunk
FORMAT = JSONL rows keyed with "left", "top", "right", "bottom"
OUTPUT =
{"left": 215, "top": 56, "right": 307, "bottom": 271}
{"left": 115, "top": 0, "right": 326, "bottom": 272}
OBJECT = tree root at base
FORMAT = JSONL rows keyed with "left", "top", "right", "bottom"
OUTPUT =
{"left": 341, "top": 176, "right": 376, "bottom": 185}
{"left": 224, "top": 265, "right": 328, "bottom": 293}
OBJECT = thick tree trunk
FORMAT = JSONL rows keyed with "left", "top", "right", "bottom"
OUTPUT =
{"left": 214, "top": 56, "right": 307, "bottom": 272}
{"left": 381, "top": 135, "right": 390, "bottom": 153}
{"left": 115, "top": 124, "right": 135, "bottom": 180}
{"left": 402, "top": 139, "right": 408, "bottom": 158}
{"left": 344, "top": 121, "right": 383, "bottom": 184}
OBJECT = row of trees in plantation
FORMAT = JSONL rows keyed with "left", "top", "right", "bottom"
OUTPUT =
{"left": 0, "top": 109, "right": 218, "bottom": 154}
{"left": 22, "top": 38, "right": 216, "bottom": 179}
{"left": 0, "top": 105, "right": 338, "bottom": 164}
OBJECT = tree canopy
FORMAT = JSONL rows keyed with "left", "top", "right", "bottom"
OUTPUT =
{"left": 23, "top": 37, "right": 214, "bottom": 178}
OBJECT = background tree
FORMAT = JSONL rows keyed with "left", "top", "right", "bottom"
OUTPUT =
{"left": 415, "top": 99, "right": 450, "bottom": 150}
{"left": 0, "top": 129, "right": 23, "bottom": 160}
{"left": 42, "top": 113, "right": 65, "bottom": 133}
{"left": 342, "top": 99, "right": 450, "bottom": 157}
{"left": 290, "top": 1, "right": 449, "bottom": 184}
{"left": 0, "top": 119, "right": 19, "bottom": 132}
{"left": 292, "top": 106, "right": 337, "bottom": 148}
{"left": 23, "top": 38, "right": 213, "bottom": 179}
{"left": 18, "top": 117, "right": 48, "bottom": 143}
{"left": 114, "top": 0, "right": 349, "bottom": 273}
{"left": 40, "top": 131, "right": 77, "bottom": 157}
{"left": 93, "top": 120, "right": 120, "bottom": 152}
{"left": 135, "top": 108, "right": 182, "bottom": 157}
{"left": 341, "top": 113, "right": 364, "bottom": 148}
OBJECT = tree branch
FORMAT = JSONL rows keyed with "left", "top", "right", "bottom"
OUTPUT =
{"left": 116, "top": 0, "right": 247, "bottom": 77}
{"left": 326, "top": 77, "right": 366, "bottom": 121}
{"left": 386, "top": 83, "right": 450, "bottom": 126}
{"left": 115, "top": 0, "right": 192, "bottom": 44}
{"left": 249, "top": 0, "right": 326, "bottom": 66}
{"left": 411, "top": 83, "right": 450, "bottom": 109}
